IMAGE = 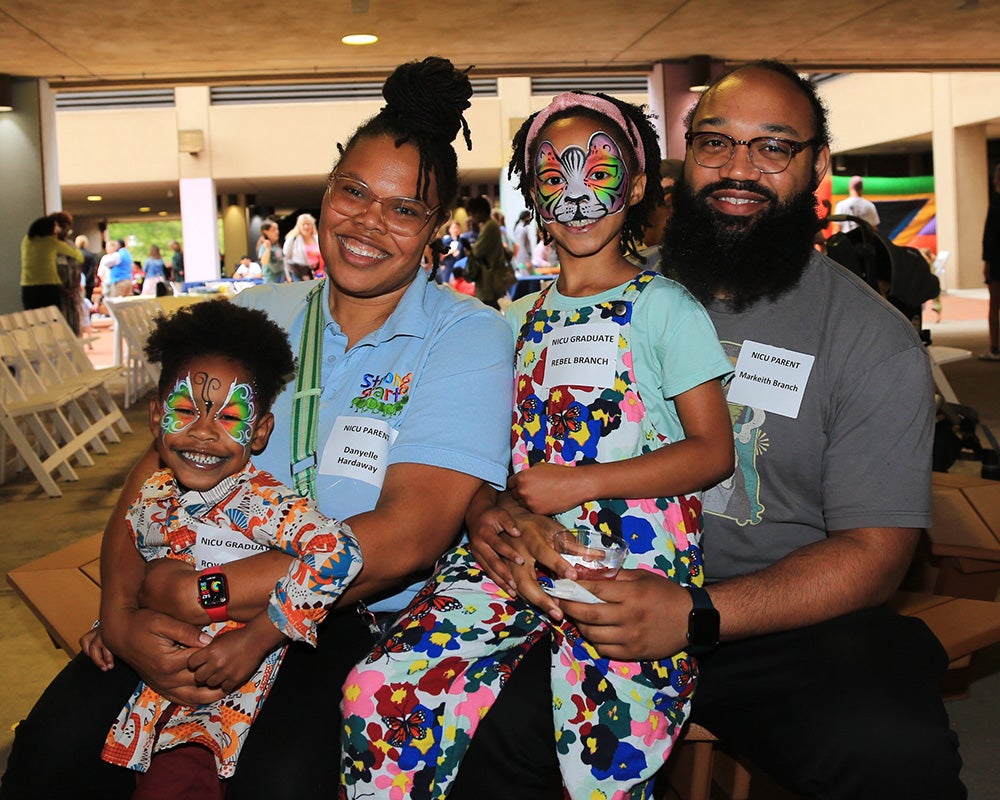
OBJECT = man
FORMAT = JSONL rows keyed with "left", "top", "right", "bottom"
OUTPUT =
{"left": 464, "top": 195, "right": 513, "bottom": 308}
{"left": 100, "top": 239, "right": 133, "bottom": 299}
{"left": 233, "top": 254, "right": 263, "bottom": 279}
{"left": 832, "top": 174, "right": 880, "bottom": 233}
{"left": 472, "top": 61, "right": 964, "bottom": 800}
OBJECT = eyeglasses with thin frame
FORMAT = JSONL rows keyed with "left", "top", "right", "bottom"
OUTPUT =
{"left": 684, "top": 131, "right": 818, "bottom": 174}
{"left": 325, "top": 175, "right": 439, "bottom": 237}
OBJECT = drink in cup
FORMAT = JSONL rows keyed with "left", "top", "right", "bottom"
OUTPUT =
{"left": 552, "top": 526, "right": 628, "bottom": 580}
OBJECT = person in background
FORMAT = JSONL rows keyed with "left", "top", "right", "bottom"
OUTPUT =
{"left": 472, "top": 59, "right": 964, "bottom": 800}
{"left": 283, "top": 212, "right": 323, "bottom": 281}
{"left": 257, "top": 219, "right": 287, "bottom": 283}
{"left": 50, "top": 211, "right": 85, "bottom": 335}
{"left": 448, "top": 264, "right": 475, "bottom": 295}
{"left": 437, "top": 219, "right": 467, "bottom": 284}
{"left": 634, "top": 157, "right": 684, "bottom": 269}
{"left": 103, "top": 240, "right": 133, "bottom": 299}
{"left": 831, "top": 174, "right": 880, "bottom": 233}
{"left": 233, "top": 254, "right": 263, "bottom": 280}
{"left": 20, "top": 215, "right": 82, "bottom": 311}
{"left": 512, "top": 209, "right": 534, "bottom": 273}
{"left": 76, "top": 234, "right": 99, "bottom": 307}
{"left": 979, "top": 162, "right": 1000, "bottom": 361}
{"left": 141, "top": 245, "right": 167, "bottom": 296}
{"left": 168, "top": 240, "right": 184, "bottom": 284}
{"left": 465, "top": 195, "right": 512, "bottom": 308}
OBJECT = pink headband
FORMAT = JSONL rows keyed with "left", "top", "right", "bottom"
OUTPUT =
{"left": 524, "top": 92, "right": 646, "bottom": 174}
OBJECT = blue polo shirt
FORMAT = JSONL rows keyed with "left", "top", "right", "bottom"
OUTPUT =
{"left": 232, "top": 275, "right": 514, "bottom": 611}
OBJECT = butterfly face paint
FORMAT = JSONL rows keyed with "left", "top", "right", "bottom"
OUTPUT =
{"left": 534, "top": 131, "right": 629, "bottom": 225}
{"left": 215, "top": 378, "right": 258, "bottom": 446}
{"left": 161, "top": 374, "right": 198, "bottom": 435}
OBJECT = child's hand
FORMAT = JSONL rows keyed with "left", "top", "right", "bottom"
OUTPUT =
{"left": 186, "top": 615, "right": 286, "bottom": 694}
{"left": 80, "top": 625, "right": 115, "bottom": 671}
{"left": 468, "top": 504, "right": 524, "bottom": 596}
{"left": 508, "top": 463, "right": 589, "bottom": 516}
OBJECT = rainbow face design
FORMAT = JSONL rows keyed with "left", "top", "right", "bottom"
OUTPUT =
{"left": 534, "top": 131, "right": 629, "bottom": 224}
{"left": 215, "top": 379, "right": 257, "bottom": 446}
{"left": 161, "top": 374, "right": 198, "bottom": 435}
{"left": 160, "top": 372, "right": 258, "bottom": 447}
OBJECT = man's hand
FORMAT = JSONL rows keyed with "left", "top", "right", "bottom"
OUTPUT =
{"left": 102, "top": 607, "right": 223, "bottom": 706}
{"left": 187, "top": 614, "right": 286, "bottom": 694}
{"left": 560, "top": 569, "right": 692, "bottom": 661}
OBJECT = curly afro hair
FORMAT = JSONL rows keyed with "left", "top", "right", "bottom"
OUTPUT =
{"left": 145, "top": 300, "right": 296, "bottom": 412}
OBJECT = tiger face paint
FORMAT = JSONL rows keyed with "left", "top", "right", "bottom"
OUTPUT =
{"left": 533, "top": 130, "right": 629, "bottom": 225}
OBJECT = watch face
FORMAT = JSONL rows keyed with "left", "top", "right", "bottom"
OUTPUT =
{"left": 688, "top": 607, "right": 721, "bottom": 648}
{"left": 198, "top": 572, "right": 229, "bottom": 609}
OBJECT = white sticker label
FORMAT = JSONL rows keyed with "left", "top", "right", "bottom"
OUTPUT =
{"left": 543, "top": 322, "right": 619, "bottom": 388}
{"left": 191, "top": 522, "right": 268, "bottom": 570}
{"left": 319, "top": 415, "right": 398, "bottom": 487}
{"left": 726, "top": 340, "right": 814, "bottom": 419}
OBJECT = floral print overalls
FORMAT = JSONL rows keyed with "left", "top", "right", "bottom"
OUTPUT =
{"left": 341, "top": 272, "right": 702, "bottom": 800}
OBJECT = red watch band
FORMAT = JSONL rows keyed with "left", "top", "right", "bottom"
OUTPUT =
{"left": 198, "top": 569, "right": 230, "bottom": 623}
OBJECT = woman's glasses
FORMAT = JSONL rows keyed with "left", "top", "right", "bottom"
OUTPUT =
{"left": 684, "top": 131, "right": 817, "bottom": 174}
{"left": 326, "top": 175, "right": 439, "bottom": 237}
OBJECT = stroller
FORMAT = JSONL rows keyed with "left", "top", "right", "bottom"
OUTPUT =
{"left": 824, "top": 214, "right": 998, "bottom": 479}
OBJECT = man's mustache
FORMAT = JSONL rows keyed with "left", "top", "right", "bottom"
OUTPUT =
{"left": 694, "top": 179, "right": 779, "bottom": 205}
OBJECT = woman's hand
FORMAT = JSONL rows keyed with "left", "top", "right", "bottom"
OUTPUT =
{"left": 139, "top": 558, "right": 202, "bottom": 624}
{"left": 187, "top": 615, "right": 286, "bottom": 694}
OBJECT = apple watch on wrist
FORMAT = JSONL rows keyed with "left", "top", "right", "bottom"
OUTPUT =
{"left": 197, "top": 568, "right": 230, "bottom": 623}
{"left": 685, "top": 583, "right": 720, "bottom": 657}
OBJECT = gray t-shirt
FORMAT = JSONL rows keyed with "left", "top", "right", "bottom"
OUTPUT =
{"left": 701, "top": 252, "right": 934, "bottom": 581}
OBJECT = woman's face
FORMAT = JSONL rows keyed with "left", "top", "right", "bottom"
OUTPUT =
{"left": 300, "top": 218, "right": 315, "bottom": 237}
{"left": 320, "top": 135, "right": 440, "bottom": 300}
{"left": 262, "top": 224, "right": 279, "bottom": 243}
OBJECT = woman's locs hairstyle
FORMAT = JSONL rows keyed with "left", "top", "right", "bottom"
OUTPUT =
{"left": 145, "top": 302, "right": 296, "bottom": 413}
{"left": 331, "top": 56, "right": 475, "bottom": 224}
{"left": 507, "top": 91, "right": 663, "bottom": 262}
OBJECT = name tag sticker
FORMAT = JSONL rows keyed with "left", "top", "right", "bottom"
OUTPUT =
{"left": 544, "top": 322, "right": 619, "bottom": 388}
{"left": 192, "top": 523, "right": 269, "bottom": 570}
{"left": 727, "top": 340, "right": 814, "bottom": 419}
{"left": 319, "top": 415, "right": 397, "bottom": 487}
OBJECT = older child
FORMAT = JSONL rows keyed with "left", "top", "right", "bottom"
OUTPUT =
{"left": 90, "top": 301, "right": 362, "bottom": 797}
{"left": 341, "top": 92, "right": 734, "bottom": 799}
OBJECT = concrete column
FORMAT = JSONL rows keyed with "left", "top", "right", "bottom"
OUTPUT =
{"left": 174, "top": 86, "right": 219, "bottom": 280}
{"left": 653, "top": 60, "right": 720, "bottom": 161}
{"left": 931, "top": 74, "right": 989, "bottom": 290}
{"left": 221, "top": 194, "right": 249, "bottom": 276}
{"left": 0, "top": 79, "right": 60, "bottom": 314}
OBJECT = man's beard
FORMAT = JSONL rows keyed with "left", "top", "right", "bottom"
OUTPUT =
{"left": 661, "top": 176, "right": 820, "bottom": 311}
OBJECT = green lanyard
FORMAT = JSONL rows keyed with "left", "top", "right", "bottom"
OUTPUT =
{"left": 290, "top": 281, "right": 326, "bottom": 499}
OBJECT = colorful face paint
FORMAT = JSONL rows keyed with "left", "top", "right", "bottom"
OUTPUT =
{"left": 534, "top": 131, "right": 629, "bottom": 225}
{"left": 161, "top": 374, "right": 198, "bottom": 435}
{"left": 215, "top": 378, "right": 258, "bottom": 446}
{"left": 192, "top": 371, "right": 223, "bottom": 414}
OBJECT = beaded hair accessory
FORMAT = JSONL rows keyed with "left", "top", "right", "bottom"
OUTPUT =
{"left": 524, "top": 91, "right": 646, "bottom": 174}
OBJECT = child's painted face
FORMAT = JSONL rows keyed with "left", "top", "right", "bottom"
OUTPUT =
{"left": 533, "top": 123, "right": 630, "bottom": 225}
{"left": 150, "top": 354, "right": 273, "bottom": 492}
{"left": 530, "top": 115, "right": 645, "bottom": 261}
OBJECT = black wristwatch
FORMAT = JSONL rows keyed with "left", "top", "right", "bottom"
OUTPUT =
{"left": 685, "top": 584, "right": 720, "bottom": 656}
{"left": 197, "top": 569, "right": 230, "bottom": 623}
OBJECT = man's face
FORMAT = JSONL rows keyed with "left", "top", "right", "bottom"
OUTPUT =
{"left": 684, "top": 66, "right": 829, "bottom": 225}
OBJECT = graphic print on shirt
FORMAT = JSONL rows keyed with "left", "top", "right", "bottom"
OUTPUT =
{"left": 702, "top": 340, "right": 767, "bottom": 527}
{"left": 349, "top": 369, "right": 413, "bottom": 418}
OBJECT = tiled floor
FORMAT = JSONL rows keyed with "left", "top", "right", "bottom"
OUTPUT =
{"left": 1, "top": 293, "right": 998, "bottom": 797}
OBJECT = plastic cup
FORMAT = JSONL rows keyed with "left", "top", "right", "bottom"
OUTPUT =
{"left": 552, "top": 526, "right": 628, "bottom": 580}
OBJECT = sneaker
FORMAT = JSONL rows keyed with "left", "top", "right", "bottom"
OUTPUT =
{"left": 978, "top": 350, "right": 1000, "bottom": 361}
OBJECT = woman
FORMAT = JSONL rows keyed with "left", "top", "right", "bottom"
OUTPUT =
{"left": 20, "top": 214, "right": 82, "bottom": 312}
{"left": 140, "top": 245, "right": 167, "bottom": 296}
{"left": 257, "top": 219, "right": 287, "bottom": 283}
{"left": 282, "top": 212, "right": 323, "bottom": 280}
{"left": 0, "top": 56, "right": 520, "bottom": 800}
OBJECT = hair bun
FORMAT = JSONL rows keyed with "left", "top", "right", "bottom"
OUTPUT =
{"left": 381, "top": 56, "right": 473, "bottom": 149}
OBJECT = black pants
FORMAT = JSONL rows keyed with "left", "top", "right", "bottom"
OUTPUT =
{"left": 690, "top": 606, "right": 965, "bottom": 799}
{"left": 0, "top": 612, "right": 560, "bottom": 800}
{"left": 21, "top": 284, "right": 62, "bottom": 311}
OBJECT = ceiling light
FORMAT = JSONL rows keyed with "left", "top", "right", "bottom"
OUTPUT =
{"left": 341, "top": 33, "right": 378, "bottom": 45}
{"left": 139, "top": 206, "right": 151, "bottom": 212}
{"left": 158, "top": 211, "right": 168, "bottom": 216}
{"left": 0, "top": 75, "right": 12, "bottom": 112}
{"left": 87, "top": 195, "right": 103, "bottom": 202}
{"left": 688, "top": 55, "right": 712, "bottom": 92}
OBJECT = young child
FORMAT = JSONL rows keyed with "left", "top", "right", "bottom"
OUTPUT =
{"left": 340, "top": 93, "right": 734, "bottom": 799}
{"left": 90, "top": 300, "right": 363, "bottom": 797}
